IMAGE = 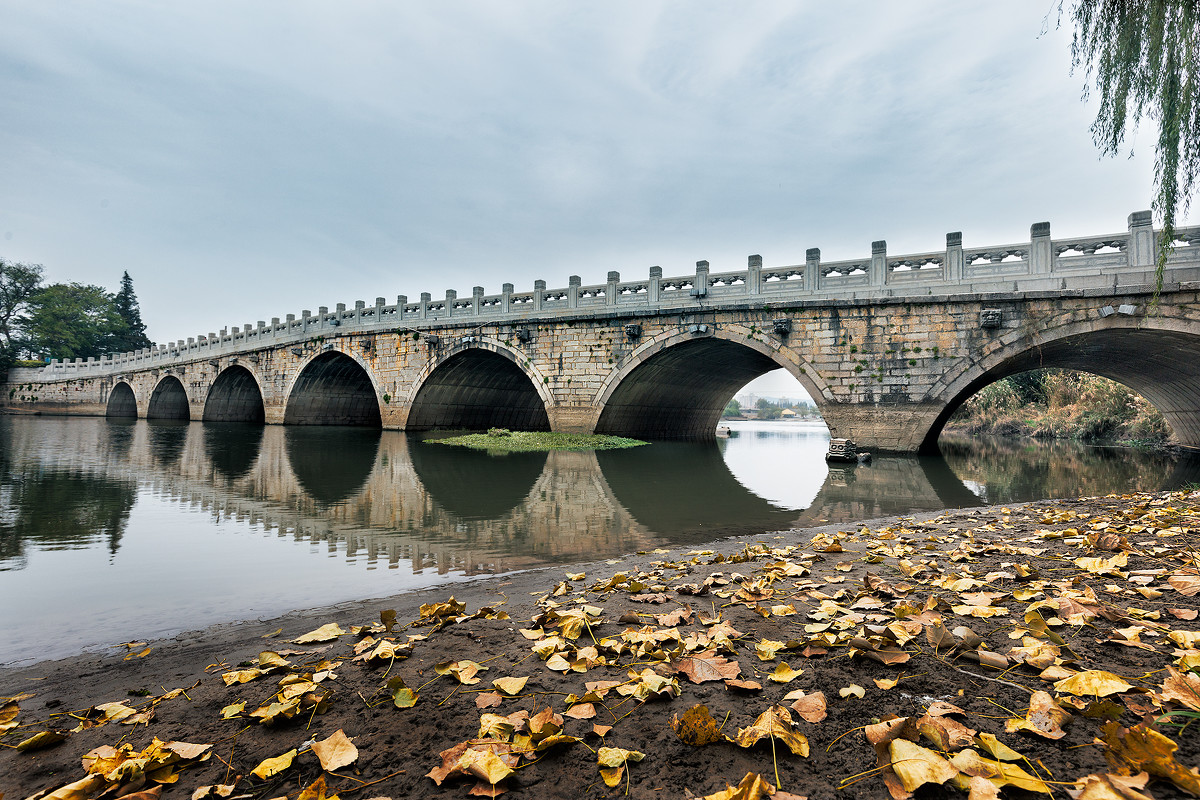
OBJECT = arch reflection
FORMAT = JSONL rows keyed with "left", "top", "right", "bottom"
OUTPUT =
{"left": 203, "top": 423, "right": 265, "bottom": 480}
{"left": 407, "top": 436, "right": 547, "bottom": 520}
{"left": 284, "top": 426, "right": 381, "bottom": 506}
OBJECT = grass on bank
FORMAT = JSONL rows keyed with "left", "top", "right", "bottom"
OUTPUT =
{"left": 430, "top": 428, "right": 648, "bottom": 453}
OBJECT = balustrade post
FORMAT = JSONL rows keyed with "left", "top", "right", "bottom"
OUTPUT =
{"left": 871, "top": 241, "right": 886, "bottom": 286}
{"left": 694, "top": 260, "right": 710, "bottom": 297}
{"left": 301, "top": 312, "right": 310, "bottom": 333}
{"left": 648, "top": 266, "right": 662, "bottom": 304}
{"left": 502, "top": 283, "right": 513, "bottom": 313}
{"left": 533, "top": 280, "right": 545, "bottom": 311}
{"left": 805, "top": 248, "right": 821, "bottom": 292}
{"left": 336, "top": 303, "right": 346, "bottom": 328}
{"left": 1030, "top": 222, "right": 1051, "bottom": 273}
{"left": 747, "top": 255, "right": 762, "bottom": 295}
{"left": 568, "top": 275, "right": 581, "bottom": 308}
{"left": 445, "top": 289, "right": 456, "bottom": 317}
{"left": 355, "top": 300, "right": 365, "bottom": 325}
{"left": 472, "top": 286, "right": 483, "bottom": 315}
{"left": 284, "top": 316, "right": 294, "bottom": 335}
{"left": 606, "top": 271, "right": 619, "bottom": 305}
{"left": 420, "top": 292, "right": 430, "bottom": 320}
{"left": 945, "top": 232, "right": 963, "bottom": 282}
{"left": 1128, "top": 210, "right": 1156, "bottom": 269}
{"left": 396, "top": 296, "right": 407, "bottom": 322}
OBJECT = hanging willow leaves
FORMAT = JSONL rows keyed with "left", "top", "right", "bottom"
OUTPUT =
{"left": 1059, "top": 0, "right": 1200, "bottom": 295}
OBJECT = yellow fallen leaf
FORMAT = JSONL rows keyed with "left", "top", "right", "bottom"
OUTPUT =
{"left": 889, "top": 739, "right": 957, "bottom": 792}
{"left": 251, "top": 748, "right": 297, "bottom": 779}
{"left": 1005, "top": 690, "right": 1069, "bottom": 739}
{"left": 16, "top": 730, "right": 68, "bottom": 751}
{"left": 311, "top": 729, "right": 357, "bottom": 772}
{"left": 1070, "top": 772, "right": 1154, "bottom": 800}
{"left": 459, "top": 747, "right": 515, "bottom": 785}
{"left": 733, "top": 705, "right": 809, "bottom": 756}
{"left": 768, "top": 662, "right": 803, "bottom": 684}
{"left": 839, "top": 684, "right": 866, "bottom": 699}
{"left": 697, "top": 772, "right": 778, "bottom": 800}
{"left": 1100, "top": 722, "right": 1200, "bottom": 795}
{"left": 294, "top": 623, "right": 346, "bottom": 644}
{"left": 1053, "top": 670, "right": 1135, "bottom": 698}
{"left": 492, "top": 676, "right": 529, "bottom": 696}
{"left": 219, "top": 701, "right": 245, "bottom": 719}
{"left": 597, "top": 746, "right": 645, "bottom": 788}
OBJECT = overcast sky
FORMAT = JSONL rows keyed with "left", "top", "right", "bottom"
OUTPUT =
{"left": 0, "top": 1, "right": 1180, "bottom": 385}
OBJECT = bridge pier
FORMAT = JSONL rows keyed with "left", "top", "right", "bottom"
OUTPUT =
{"left": 820, "top": 404, "right": 945, "bottom": 454}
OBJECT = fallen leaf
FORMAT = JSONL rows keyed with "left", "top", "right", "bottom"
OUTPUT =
{"left": 1006, "top": 691, "right": 1070, "bottom": 739}
{"left": 1100, "top": 722, "right": 1200, "bottom": 795}
{"left": 889, "top": 739, "right": 958, "bottom": 792}
{"left": 733, "top": 705, "right": 809, "bottom": 756}
{"left": 492, "top": 676, "right": 529, "bottom": 696}
{"left": 475, "top": 692, "right": 502, "bottom": 710}
{"left": 16, "top": 730, "right": 68, "bottom": 751}
{"left": 251, "top": 748, "right": 297, "bottom": 780}
{"left": 1068, "top": 771, "right": 1154, "bottom": 800}
{"left": 839, "top": 684, "right": 866, "bottom": 699}
{"left": 294, "top": 623, "right": 346, "bottom": 644}
{"left": 597, "top": 746, "right": 645, "bottom": 787}
{"left": 311, "top": 729, "right": 357, "bottom": 772}
{"left": 1054, "top": 670, "right": 1136, "bottom": 698}
{"left": 769, "top": 662, "right": 803, "bottom": 684}
{"left": 789, "top": 692, "right": 828, "bottom": 723}
{"left": 675, "top": 651, "right": 741, "bottom": 683}
{"left": 671, "top": 704, "right": 728, "bottom": 746}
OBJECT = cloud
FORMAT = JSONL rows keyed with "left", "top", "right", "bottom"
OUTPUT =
{"left": 0, "top": 1, "right": 1168, "bottom": 342}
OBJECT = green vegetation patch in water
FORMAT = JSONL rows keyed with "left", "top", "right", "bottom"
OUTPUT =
{"left": 432, "top": 428, "right": 647, "bottom": 453}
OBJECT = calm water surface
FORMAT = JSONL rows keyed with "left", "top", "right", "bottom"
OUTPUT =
{"left": 2, "top": 416, "right": 1197, "bottom": 664}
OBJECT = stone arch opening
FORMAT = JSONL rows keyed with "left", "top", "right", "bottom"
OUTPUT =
{"left": 146, "top": 376, "right": 190, "bottom": 421}
{"left": 284, "top": 351, "right": 382, "bottom": 426}
{"left": 594, "top": 336, "right": 785, "bottom": 440}
{"left": 203, "top": 365, "right": 266, "bottom": 423}
{"left": 106, "top": 382, "right": 137, "bottom": 418}
{"left": 924, "top": 327, "right": 1200, "bottom": 452}
{"left": 406, "top": 348, "right": 550, "bottom": 431}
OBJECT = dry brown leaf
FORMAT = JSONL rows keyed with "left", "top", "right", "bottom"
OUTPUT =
{"left": 1168, "top": 574, "right": 1200, "bottom": 596}
{"left": 1160, "top": 666, "right": 1200, "bottom": 712}
{"left": 311, "top": 729, "right": 357, "bottom": 772}
{"left": 789, "top": 692, "right": 828, "bottom": 723}
{"left": 1005, "top": 690, "right": 1070, "bottom": 740}
{"left": 671, "top": 704, "right": 728, "bottom": 746}
{"left": 564, "top": 703, "right": 596, "bottom": 720}
{"left": 724, "top": 679, "right": 762, "bottom": 692}
{"left": 675, "top": 651, "right": 741, "bottom": 684}
{"left": 475, "top": 692, "right": 502, "bottom": 710}
{"left": 696, "top": 772, "right": 790, "bottom": 800}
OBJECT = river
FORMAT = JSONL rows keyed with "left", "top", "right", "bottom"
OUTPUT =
{"left": 1, "top": 415, "right": 1196, "bottom": 665}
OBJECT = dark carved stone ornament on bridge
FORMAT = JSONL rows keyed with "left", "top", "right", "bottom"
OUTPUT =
{"left": 624, "top": 324, "right": 642, "bottom": 340}
{"left": 514, "top": 327, "right": 532, "bottom": 344}
{"left": 980, "top": 309, "right": 1003, "bottom": 329}
{"left": 772, "top": 318, "right": 792, "bottom": 336}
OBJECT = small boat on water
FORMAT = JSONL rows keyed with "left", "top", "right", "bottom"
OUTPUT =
{"left": 825, "top": 438, "right": 871, "bottom": 463}
{"left": 715, "top": 426, "right": 731, "bottom": 438}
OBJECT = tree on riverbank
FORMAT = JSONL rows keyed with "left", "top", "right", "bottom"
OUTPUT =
{"left": 110, "top": 271, "right": 153, "bottom": 353}
{"left": 21, "top": 282, "right": 126, "bottom": 362}
{"left": 0, "top": 257, "right": 44, "bottom": 371}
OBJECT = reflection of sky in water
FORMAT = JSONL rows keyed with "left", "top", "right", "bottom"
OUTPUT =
{"left": 718, "top": 420, "right": 830, "bottom": 510}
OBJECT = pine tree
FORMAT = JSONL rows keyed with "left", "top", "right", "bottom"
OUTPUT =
{"left": 1060, "top": 1, "right": 1200, "bottom": 286}
{"left": 111, "top": 271, "right": 153, "bottom": 353}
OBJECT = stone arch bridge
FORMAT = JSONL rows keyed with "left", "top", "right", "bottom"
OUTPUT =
{"left": 7, "top": 211, "right": 1200, "bottom": 453}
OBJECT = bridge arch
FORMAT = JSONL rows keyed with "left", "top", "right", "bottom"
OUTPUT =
{"left": 922, "top": 310, "right": 1200, "bottom": 451}
{"left": 105, "top": 381, "right": 138, "bottom": 418}
{"left": 404, "top": 338, "right": 553, "bottom": 431}
{"left": 203, "top": 365, "right": 266, "bottom": 423}
{"left": 284, "top": 349, "right": 383, "bottom": 426}
{"left": 593, "top": 325, "right": 828, "bottom": 440}
{"left": 147, "top": 375, "right": 191, "bottom": 420}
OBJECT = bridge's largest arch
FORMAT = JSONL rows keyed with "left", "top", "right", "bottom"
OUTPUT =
{"left": 405, "top": 346, "right": 551, "bottom": 431}
{"left": 284, "top": 350, "right": 382, "bottom": 426}
{"left": 594, "top": 331, "right": 824, "bottom": 440}
{"left": 923, "top": 317, "right": 1200, "bottom": 452}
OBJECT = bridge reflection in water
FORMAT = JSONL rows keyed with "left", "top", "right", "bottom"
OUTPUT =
{"left": 3, "top": 416, "right": 1198, "bottom": 663}
{"left": 4, "top": 417, "right": 1197, "bottom": 577}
